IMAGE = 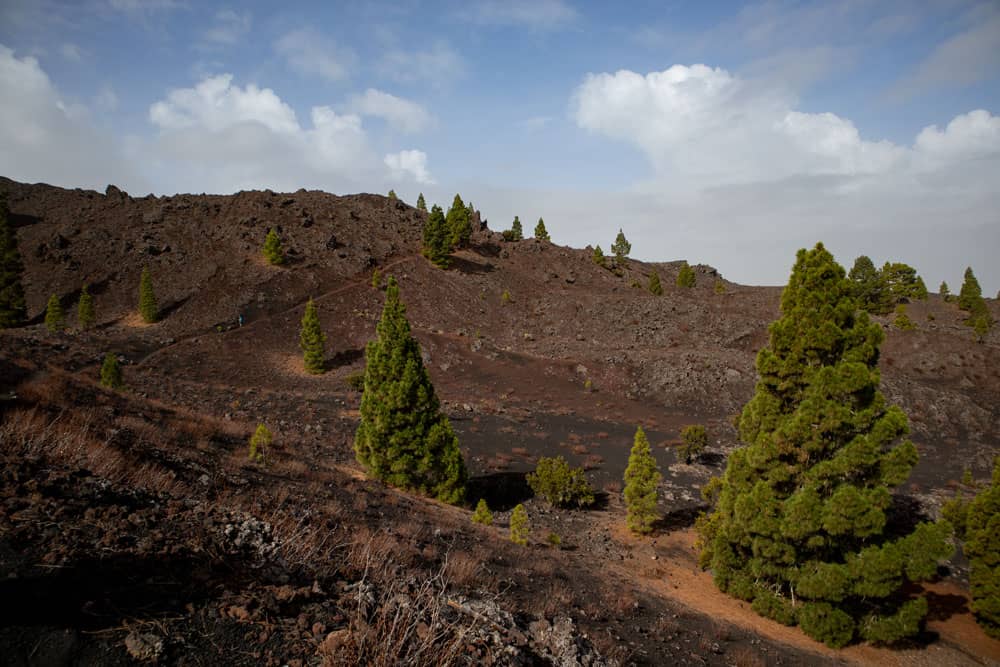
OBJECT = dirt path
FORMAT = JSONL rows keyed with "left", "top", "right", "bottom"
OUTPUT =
{"left": 604, "top": 523, "right": 1000, "bottom": 666}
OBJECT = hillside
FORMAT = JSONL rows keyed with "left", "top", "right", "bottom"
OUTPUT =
{"left": 1, "top": 177, "right": 999, "bottom": 665}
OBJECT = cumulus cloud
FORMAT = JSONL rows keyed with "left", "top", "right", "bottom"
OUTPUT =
{"left": 348, "top": 89, "right": 432, "bottom": 134}
{"left": 0, "top": 44, "right": 141, "bottom": 191}
{"left": 384, "top": 150, "right": 434, "bottom": 185}
{"left": 274, "top": 28, "right": 355, "bottom": 82}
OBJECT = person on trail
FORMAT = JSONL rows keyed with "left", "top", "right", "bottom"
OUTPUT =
{"left": 238, "top": 313, "right": 244, "bottom": 327}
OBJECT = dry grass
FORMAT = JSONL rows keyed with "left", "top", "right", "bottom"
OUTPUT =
{"left": 729, "top": 645, "right": 767, "bottom": 667}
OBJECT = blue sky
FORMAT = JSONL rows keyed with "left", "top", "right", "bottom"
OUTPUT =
{"left": 1, "top": 0, "right": 998, "bottom": 291}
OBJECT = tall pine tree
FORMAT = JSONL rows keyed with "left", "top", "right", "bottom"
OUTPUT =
{"left": 848, "top": 255, "right": 889, "bottom": 314}
{"left": 624, "top": 426, "right": 662, "bottom": 535}
{"left": 676, "top": 261, "right": 696, "bottom": 288}
{"left": 534, "top": 217, "right": 550, "bottom": 242}
{"left": 698, "top": 243, "right": 952, "bottom": 648}
{"left": 446, "top": 194, "right": 471, "bottom": 249}
{"left": 0, "top": 195, "right": 27, "bottom": 328}
{"left": 510, "top": 216, "right": 523, "bottom": 241}
{"left": 422, "top": 205, "right": 450, "bottom": 268}
{"left": 78, "top": 284, "right": 95, "bottom": 329}
{"left": 648, "top": 271, "right": 663, "bottom": 296}
{"left": 958, "top": 267, "right": 985, "bottom": 313}
{"left": 354, "top": 277, "right": 466, "bottom": 503}
{"left": 416, "top": 193, "right": 427, "bottom": 211}
{"left": 611, "top": 228, "right": 631, "bottom": 263}
{"left": 263, "top": 228, "right": 285, "bottom": 265}
{"left": 300, "top": 298, "right": 326, "bottom": 374}
{"left": 44, "top": 294, "right": 64, "bottom": 332}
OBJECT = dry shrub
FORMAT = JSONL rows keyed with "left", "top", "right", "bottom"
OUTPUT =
{"left": 443, "top": 549, "right": 482, "bottom": 588}
{"left": 729, "top": 645, "right": 767, "bottom": 667}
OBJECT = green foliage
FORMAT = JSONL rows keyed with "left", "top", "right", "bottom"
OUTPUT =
{"left": 958, "top": 267, "right": 984, "bottom": 312}
{"left": 591, "top": 245, "right": 606, "bottom": 267}
{"left": 249, "top": 423, "right": 271, "bottom": 463}
{"left": 611, "top": 228, "right": 631, "bottom": 263}
{"left": 299, "top": 298, "right": 326, "bottom": 374}
{"left": 547, "top": 532, "right": 562, "bottom": 548}
{"left": 472, "top": 499, "right": 493, "bottom": 526}
{"left": 848, "top": 256, "right": 890, "bottom": 314}
{"left": 371, "top": 268, "right": 382, "bottom": 289}
{"left": 416, "top": 193, "right": 426, "bottom": 211}
{"left": 697, "top": 243, "right": 952, "bottom": 648}
{"left": 527, "top": 456, "right": 595, "bottom": 508}
{"left": 44, "top": 294, "right": 64, "bottom": 332}
{"left": 501, "top": 289, "right": 511, "bottom": 305}
{"left": 679, "top": 424, "right": 708, "bottom": 464}
{"left": 354, "top": 277, "right": 467, "bottom": 504}
{"left": 138, "top": 267, "right": 158, "bottom": 323}
{"left": 345, "top": 371, "right": 365, "bottom": 392}
{"left": 387, "top": 189, "right": 397, "bottom": 200}
{"left": 422, "top": 205, "right": 451, "bottom": 268}
{"left": 0, "top": 196, "right": 27, "bottom": 328}
{"left": 77, "top": 284, "right": 95, "bottom": 329}
{"left": 583, "top": 378, "right": 593, "bottom": 392}
{"left": 881, "top": 262, "right": 927, "bottom": 302}
{"left": 624, "top": 426, "right": 662, "bottom": 535}
{"left": 534, "top": 217, "right": 550, "bottom": 242}
{"left": 940, "top": 281, "right": 950, "bottom": 301}
{"left": 676, "top": 261, "right": 696, "bottom": 288}
{"left": 263, "top": 228, "right": 285, "bottom": 265}
{"left": 953, "top": 458, "right": 1000, "bottom": 638}
{"left": 973, "top": 313, "right": 991, "bottom": 341}
{"left": 100, "top": 353, "right": 123, "bottom": 390}
{"left": 648, "top": 271, "right": 663, "bottom": 296}
{"left": 714, "top": 279, "right": 726, "bottom": 294}
{"left": 504, "top": 216, "right": 523, "bottom": 241}
{"left": 509, "top": 504, "right": 530, "bottom": 545}
{"left": 446, "top": 194, "right": 471, "bottom": 249}
{"left": 893, "top": 304, "right": 916, "bottom": 330}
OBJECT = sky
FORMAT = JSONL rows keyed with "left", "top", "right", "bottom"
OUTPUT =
{"left": 0, "top": 0, "right": 998, "bottom": 292}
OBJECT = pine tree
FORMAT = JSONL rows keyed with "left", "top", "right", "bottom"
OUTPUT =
{"left": 964, "top": 458, "right": 1000, "bottom": 638}
{"left": 959, "top": 267, "right": 984, "bottom": 312}
{"left": 416, "top": 193, "right": 427, "bottom": 211}
{"left": 78, "top": 284, "right": 95, "bottom": 329}
{"left": 848, "top": 256, "right": 889, "bottom": 314}
{"left": 422, "top": 205, "right": 451, "bottom": 268}
{"left": 676, "top": 261, "right": 696, "bottom": 288}
{"left": 611, "top": 228, "right": 631, "bottom": 264}
{"left": 446, "top": 194, "right": 471, "bottom": 249}
{"left": 648, "top": 271, "right": 663, "bottom": 296}
{"left": 697, "top": 243, "right": 952, "bottom": 648}
{"left": 534, "top": 218, "right": 550, "bottom": 242}
{"left": 263, "top": 228, "right": 285, "bottom": 265}
{"left": 138, "top": 267, "right": 158, "bottom": 323}
{"left": 44, "top": 294, "right": 64, "bottom": 332}
{"left": 940, "top": 281, "right": 950, "bottom": 301}
{"left": 511, "top": 216, "right": 523, "bottom": 241}
{"left": 893, "top": 304, "right": 916, "bottom": 331}
{"left": 509, "top": 503, "right": 530, "bottom": 545}
{"left": 913, "top": 276, "right": 928, "bottom": 300}
{"left": 387, "top": 189, "right": 397, "bottom": 200}
{"left": 299, "top": 298, "right": 326, "bottom": 374}
{"left": 249, "top": 423, "right": 271, "bottom": 463}
{"left": 0, "top": 196, "right": 27, "bottom": 328}
{"left": 592, "top": 245, "right": 606, "bottom": 267}
{"left": 100, "top": 353, "right": 123, "bottom": 389}
{"left": 624, "top": 426, "right": 662, "bottom": 535}
{"left": 472, "top": 499, "right": 494, "bottom": 526}
{"left": 354, "top": 277, "right": 467, "bottom": 503}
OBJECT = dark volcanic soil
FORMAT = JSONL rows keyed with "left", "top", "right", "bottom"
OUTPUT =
{"left": 1, "top": 177, "right": 999, "bottom": 665}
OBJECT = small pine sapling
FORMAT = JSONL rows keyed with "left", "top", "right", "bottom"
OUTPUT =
{"left": 471, "top": 499, "right": 493, "bottom": 526}
{"left": 416, "top": 193, "right": 427, "bottom": 211}
{"left": 714, "top": 279, "right": 726, "bottom": 294}
{"left": 263, "top": 228, "right": 285, "bottom": 265}
{"left": 387, "top": 189, "right": 397, "bottom": 200}
{"left": 894, "top": 304, "right": 916, "bottom": 330}
{"left": 534, "top": 218, "right": 550, "bottom": 242}
{"left": 676, "top": 261, "right": 696, "bottom": 288}
{"left": 44, "top": 294, "right": 64, "bottom": 332}
{"left": 300, "top": 298, "right": 327, "bottom": 374}
{"left": 624, "top": 426, "right": 662, "bottom": 535}
{"left": 138, "top": 267, "right": 158, "bottom": 323}
{"left": 509, "top": 504, "right": 530, "bottom": 545}
{"left": 527, "top": 456, "right": 595, "bottom": 508}
{"left": 592, "top": 245, "right": 606, "bottom": 267}
{"left": 249, "top": 423, "right": 272, "bottom": 463}
{"left": 371, "top": 268, "right": 382, "bottom": 289}
{"left": 100, "top": 353, "right": 123, "bottom": 389}
{"left": 648, "top": 271, "right": 663, "bottom": 296}
{"left": 78, "top": 284, "right": 95, "bottom": 329}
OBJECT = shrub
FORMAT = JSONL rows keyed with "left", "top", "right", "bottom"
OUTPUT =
{"left": 527, "top": 456, "right": 595, "bottom": 508}
{"left": 44, "top": 294, "right": 64, "bottom": 332}
{"left": 138, "top": 267, "right": 158, "bottom": 323}
{"left": 714, "top": 279, "right": 726, "bottom": 294}
{"left": 893, "top": 304, "right": 916, "bottom": 330}
{"left": 547, "top": 532, "right": 562, "bottom": 548}
{"left": 345, "top": 371, "right": 365, "bottom": 391}
{"left": 471, "top": 499, "right": 493, "bottom": 526}
{"left": 501, "top": 289, "right": 512, "bottom": 305}
{"left": 371, "top": 268, "right": 382, "bottom": 289}
{"left": 583, "top": 378, "right": 593, "bottom": 392}
{"left": 592, "top": 245, "right": 606, "bottom": 267}
{"left": 263, "top": 228, "right": 285, "bottom": 265}
{"left": 249, "top": 423, "right": 271, "bottom": 463}
{"left": 676, "top": 261, "right": 696, "bottom": 288}
{"left": 387, "top": 189, "right": 397, "bottom": 200}
{"left": 77, "top": 284, "right": 95, "bottom": 329}
{"left": 100, "top": 353, "right": 123, "bottom": 389}
{"left": 648, "top": 272, "right": 663, "bottom": 296}
{"left": 679, "top": 424, "right": 708, "bottom": 463}
{"left": 509, "top": 504, "right": 530, "bottom": 545}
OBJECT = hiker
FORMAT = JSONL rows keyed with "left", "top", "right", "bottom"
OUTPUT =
{"left": 238, "top": 313, "right": 244, "bottom": 327}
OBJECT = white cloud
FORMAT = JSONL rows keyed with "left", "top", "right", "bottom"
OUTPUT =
{"left": 348, "top": 89, "right": 431, "bottom": 134}
{"left": 94, "top": 84, "right": 119, "bottom": 112}
{"left": 378, "top": 42, "right": 464, "bottom": 86}
{"left": 274, "top": 28, "right": 355, "bottom": 82}
{"left": 203, "top": 9, "right": 251, "bottom": 46}
{"left": 149, "top": 74, "right": 300, "bottom": 134}
{"left": 0, "top": 44, "right": 141, "bottom": 191}
{"left": 460, "top": 0, "right": 577, "bottom": 29}
{"left": 384, "top": 149, "right": 434, "bottom": 185}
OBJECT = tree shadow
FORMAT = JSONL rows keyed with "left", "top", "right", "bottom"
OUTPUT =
{"left": 326, "top": 348, "right": 365, "bottom": 370}
{"left": 694, "top": 451, "right": 726, "bottom": 467}
{"left": 651, "top": 502, "right": 708, "bottom": 533}
{"left": 466, "top": 471, "right": 533, "bottom": 511}
{"left": 158, "top": 293, "right": 193, "bottom": 320}
{"left": 449, "top": 256, "right": 495, "bottom": 275}
{"left": 469, "top": 241, "right": 501, "bottom": 258}
{"left": 923, "top": 589, "right": 970, "bottom": 622}
{"left": 884, "top": 493, "right": 931, "bottom": 539}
